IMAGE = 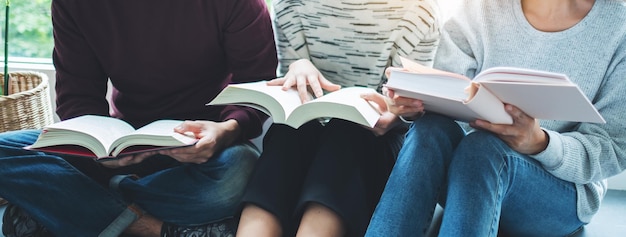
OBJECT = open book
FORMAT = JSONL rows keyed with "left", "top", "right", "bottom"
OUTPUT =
{"left": 25, "top": 115, "right": 198, "bottom": 160}
{"left": 385, "top": 57, "right": 605, "bottom": 124}
{"left": 207, "top": 81, "right": 381, "bottom": 129}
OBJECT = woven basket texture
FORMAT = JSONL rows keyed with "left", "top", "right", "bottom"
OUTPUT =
{"left": 0, "top": 71, "right": 54, "bottom": 132}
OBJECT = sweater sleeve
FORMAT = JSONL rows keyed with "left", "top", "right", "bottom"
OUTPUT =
{"left": 271, "top": 0, "right": 309, "bottom": 77}
{"left": 217, "top": 0, "right": 277, "bottom": 140}
{"left": 531, "top": 52, "right": 626, "bottom": 184}
{"left": 390, "top": 0, "right": 441, "bottom": 68}
{"left": 432, "top": 8, "right": 480, "bottom": 78}
{"left": 52, "top": 1, "right": 111, "bottom": 120}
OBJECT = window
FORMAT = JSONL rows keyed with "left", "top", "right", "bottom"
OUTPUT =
{"left": 1, "top": 0, "right": 53, "bottom": 59}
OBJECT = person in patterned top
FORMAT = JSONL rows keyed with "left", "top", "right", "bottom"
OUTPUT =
{"left": 236, "top": 0, "right": 441, "bottom": 236}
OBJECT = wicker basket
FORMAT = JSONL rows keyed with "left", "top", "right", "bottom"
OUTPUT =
{"left": 0, "top": 71, "right": 54, "bottom": 206}
{"left": 0, "top": 71, "right": 54, "bottom": 132}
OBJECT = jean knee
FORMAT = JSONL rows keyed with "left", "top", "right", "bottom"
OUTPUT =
{"left": 206, "top": 143, "right": 258, "bottom": 207}
{"left": 0, "top": 129, "right": 40, "bottom": 146}
{"left": 404, "top": 114, "right": 465, "bottom": 153}
{"left": 0, "top": 130, "right": 43, "bottom": 157}
{"left": 219, "top": 142, "right": 258, "bottom": 176}
{"left": 454, "top": 131, "right": 510, "bottom": 166}
{"left": 459, "top": 131, "right": 505, "bottom": 151}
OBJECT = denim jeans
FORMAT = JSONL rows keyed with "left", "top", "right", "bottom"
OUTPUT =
{"left": 365, "top": 114, "right": 584, "bottom": 237}
{"left": 0, "top": 129, "right": 258, "bottom": 237}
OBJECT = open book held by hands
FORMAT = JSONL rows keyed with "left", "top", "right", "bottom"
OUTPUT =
{"left": 385, "top": 57, "right": 605, "bottom": 124}
{"left": 25, "top": 115, "right": 198, "bottom": 160}
{"left": 207, "top": 81, "right": 381, "bottom": 129}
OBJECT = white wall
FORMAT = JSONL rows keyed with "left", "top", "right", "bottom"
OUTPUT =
{"left": 439, "top": 0, "right": 462, "bottom": 21}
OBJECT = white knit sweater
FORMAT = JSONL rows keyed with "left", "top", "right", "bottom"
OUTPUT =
{"left": 435, "top": 0, "right": 626, "bottom": 223}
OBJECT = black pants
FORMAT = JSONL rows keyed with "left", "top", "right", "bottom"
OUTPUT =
{"left": 241, "top": 119, "right": 405, "bottom": 237}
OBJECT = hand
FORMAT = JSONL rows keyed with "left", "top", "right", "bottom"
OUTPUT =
{"left": 267, "top": 59, "right": 341, "bottom": 103}
{"left": 382, "top": 67, "right": 426, "bottom": 119}
{"left": 100, "top": 150, "right": 159, "bottom": 168}
{"left": 379, "top": 87, "right": 425, "bottom": 119}
{"left": 470, "top": 104, "right": 548, "bottom": 155}
{"left": 157, "top": 119, "right": 241, "bottom": 164}
{"left": 361, "top": 91, "right": 415, "bottom": 136}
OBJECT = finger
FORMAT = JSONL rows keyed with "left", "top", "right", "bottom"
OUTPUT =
{"left": 267, "top": 77, "right": 286, "bottom": 86}
{"left": 296, "top": 75, "right": 310, "bottom": 102}
{"left": 159, "top": 146, "right": 204, "bottom": 163}
{"left": 392, "top": 105, "right": 424, "bottom": 116}
{"left": 174, "top": 121, "right": 203, "bottom": 138}
{"left": 471, "top": 120, "right": 512, "bottom": 137}
{"left": 100, "top": 158, "right": 122, "bottom": 168}
{"left": 360, "top": 92, "right": 388, "bottom": 112}
{"left": 369, "top": 112, "right": 397, "bottom": 136}
{"left": 166, "top": 144, "right": 198, "bottom": 155}
{"left": 116, "top": 155, "right": 136, "bottom": 167}
{"left": 384, "top": 67, "right": 404, "bottom": 78}
{"left": 307, "top": 74, "right": 324, "bottom": 98}
{"left": 133, "top": 151, "right": 157, "bottom": 162}
{"left": 281, "top": 75, "right": 297, "bottom": 91}
{"left": 177, "top": 144, "right": 214, "bottom": 164}
{"left": 382, "top": 87, "right": 389, "bottom": 97}
{"left": 319, "top": 75, "right": 341, "bottom": 92}
{"left": 391, "top": 95, "right": 422, "bottom": 107}
{"left": 505, "top": 104, "right": 533, "bottom": 125}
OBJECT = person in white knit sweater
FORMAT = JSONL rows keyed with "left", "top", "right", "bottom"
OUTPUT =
{"left": 365, "top": 0, "right": 626, "bottom": 236}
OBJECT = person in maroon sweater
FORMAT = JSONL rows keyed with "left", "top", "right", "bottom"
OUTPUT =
{"left": 0, "top": 0, "right": 277, "bottom": 236}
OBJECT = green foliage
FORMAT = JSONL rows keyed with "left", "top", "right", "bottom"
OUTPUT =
{"left": 1, "top": 0, "right": 53, "bottom": 58}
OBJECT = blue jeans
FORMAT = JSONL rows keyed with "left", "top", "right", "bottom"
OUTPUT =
{"left": 0, "top": 129, "right": 258, "bottom": 237}
{"left": 365, "top": 114, "right": 584, "bottom": 237}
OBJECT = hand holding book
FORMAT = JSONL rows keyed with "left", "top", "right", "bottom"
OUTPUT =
{"left": 25, "top": 115, "right": 199, "bottom": 160}
{"left": 385, "top": 57, "right": 605, "bottom": 124}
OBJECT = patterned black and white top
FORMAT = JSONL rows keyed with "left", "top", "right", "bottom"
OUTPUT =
{"left": 272, "top": 0, "right": 441, "bottom": 91}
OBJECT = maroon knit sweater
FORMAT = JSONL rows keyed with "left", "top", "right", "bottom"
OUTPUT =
{"left": 51, "top": 0, "right": 277, "bottom": 140}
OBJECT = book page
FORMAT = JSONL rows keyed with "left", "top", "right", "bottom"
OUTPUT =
{"left": 208, "top": 81, "right": 304, "bottom": 124}
{"left": 109, "top": 120, "right": 198, "bottom": 157}
{"left": 286, "top": 87, "right": 381, "bottom": 128}
{"left": 386, "top": 70, "right": 470, "bottom": 100}
{"left": 464, "top": 85, "right": 512, "bottom": 124}
{"left": 390, "top": 87, "right": 484, "bottom": 123}
{"left": 475, "top": 67, "right": 571, "bottom": 84}
{"left": 28, "top": 115, "right": 135, "bottom": 157}
{"left": 400, "top": 56, "right": 469, "bottom": 80}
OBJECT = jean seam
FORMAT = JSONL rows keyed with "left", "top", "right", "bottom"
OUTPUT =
{"left": 489, "top": 159, "right": 507, "bottom": 237}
